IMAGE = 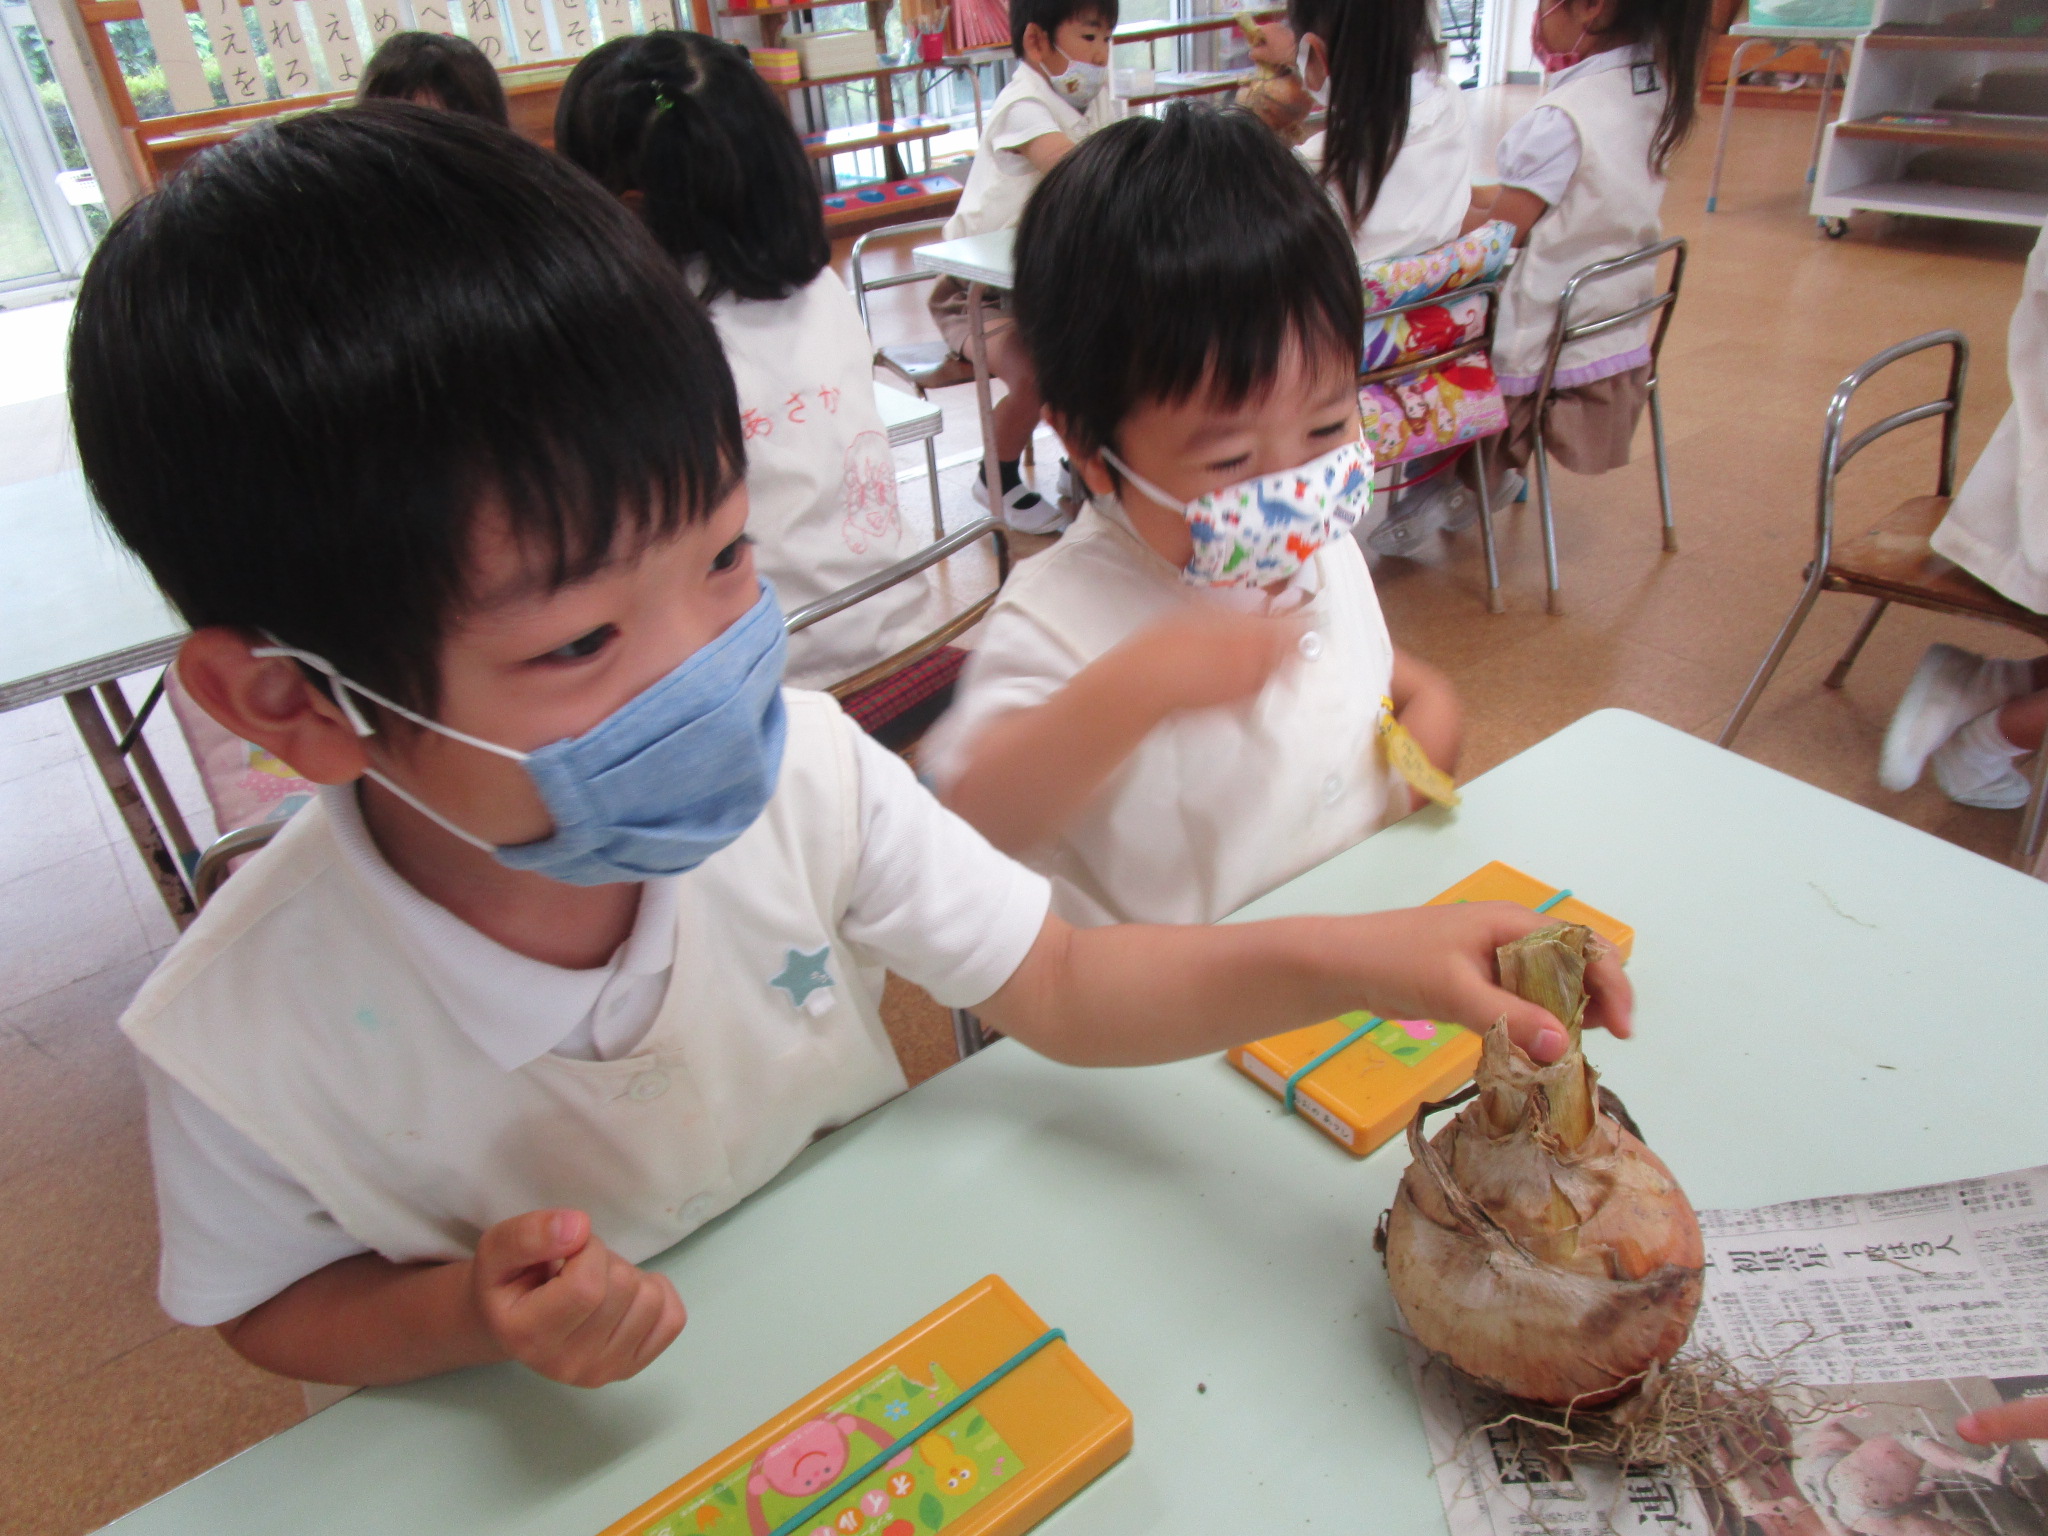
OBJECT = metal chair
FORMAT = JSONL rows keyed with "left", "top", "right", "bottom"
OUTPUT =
{"left": 1527, "top": 236, "right": 1687, "bottom": 616}
{"left": 1718, "top": 330, "right": 2048, "bottom": 870}
{"left": 1358, "top": 273, "right": 1510, "bottom": 611}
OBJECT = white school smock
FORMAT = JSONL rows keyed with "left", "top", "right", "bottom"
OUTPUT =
{"left": 123, "top": 691, "right": 1051, "bottom": 1323}
{"left": 1491, "top": 45, "right": 1666, "bottom": 395}
{"left": 943, "top": 64, "right": 1121, "bottom": 241}
{"left": 1297, "top": 66, "right": 1474, "bottom": 264}
{"left": 712, "top": 268, "right": 950, "bottom": 691}
{"left": 921, "top": 501, "right": 1404, "bottom": 927}
{"left": 1931, "top": 222, "right": 2048, "bottom": 616}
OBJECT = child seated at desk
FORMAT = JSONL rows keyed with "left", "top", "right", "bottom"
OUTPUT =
{"left": 928, "top": 0, "right": 1120, "bottom": 532}
{"left": 556, "top": 33, "right": 949, "bottom": 719}
{"left": 357, "top": 32, "right": 509, "bottom": 125}
{"left": 72, "top": 105, "right": 1627, "bottom": 1388}
{"left": 1465, "top": 0, "right": 1708, "bottom": 476}
{"left": 923, "top": 105, "right": 1461, "bottom": 927}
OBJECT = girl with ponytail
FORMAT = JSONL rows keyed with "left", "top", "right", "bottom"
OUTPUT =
{"left": 1282, "top": 0, "right": 1474, "bottom": 264}
{"left": 1470, "top": 0, "right": 1711, "bottom": 478}
{"left": 556, "top": 34, "right": 950, "bottom": 713}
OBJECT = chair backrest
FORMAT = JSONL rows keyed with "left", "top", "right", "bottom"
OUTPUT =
{"left": 1358, "top": 221, "right": 1516, "bottom": 468}
{"left": 848, "top": 217, "right": 955, "bottom": 334}
{"left": 1538, "top": 236, "right": 1687, "bottom": 405}
{"left": 1812, "top": 329, "right": 1969, "bottom": 569}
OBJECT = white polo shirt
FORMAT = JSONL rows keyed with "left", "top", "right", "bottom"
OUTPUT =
{"left": 943, "top": 63, "right": 1121, "bottom": 241}
{"left": 921, "top": 501, "right": 1404, "bottom": 927}
{"left": 128, "top": 692, "right": 1050, "bottom": 1327}
{"left": 1297, "top": 65, "right": 1474, "bottom": 264}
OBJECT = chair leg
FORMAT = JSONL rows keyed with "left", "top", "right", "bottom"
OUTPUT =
{"left": 1532, "top": 418, "right": 1563, "bottom": 616}
{"left": 2016, "top": 739, "right": 2048, "bottom": 872}
{"left": 952, "top": 1007, "right": 989, "bottom": 1059}
{"left": 1649, "top": 376, "right": 1677, "bottom": 554}
{"left": 924, "top": 437, "right": 945, "bottom": 541}
{"left": 1718, "top": 576, "right": 1827, "bottom": 747}
{"left": 1825, "top": 598, "right": 1888, "bottom": 689}
{"left": 1473, "top": 438, "right": 1504, "bottom": 614}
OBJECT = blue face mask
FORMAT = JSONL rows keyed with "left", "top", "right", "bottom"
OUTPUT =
{"left": 255, "top": 583, "right": 788, "bottom": 886}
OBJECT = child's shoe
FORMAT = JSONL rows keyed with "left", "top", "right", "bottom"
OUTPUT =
{"left": 1879, "top": 643, "right": 2036, "bottom": 792}
{"left": 1930, "top": 710, "right": 2033, "bottom": 810}
{"left": 973, "top": 459, "right": 1072, "bottom": 535}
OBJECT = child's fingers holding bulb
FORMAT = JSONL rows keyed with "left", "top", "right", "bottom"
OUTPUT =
{"left": 1343, "top": 902, "right": 1634, "bottom": 1063}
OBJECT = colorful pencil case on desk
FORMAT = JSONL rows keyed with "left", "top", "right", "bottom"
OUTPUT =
{"left": 598, "top": 1277, "right": 1130, "bottom": 1536}
{"left": 1226, "top": 862, "right": 1633, "bottom": 1158}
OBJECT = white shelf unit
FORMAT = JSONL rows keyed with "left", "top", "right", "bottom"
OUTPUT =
{"left": 1810, "top": 0, "right": 2048, "bottom": 234}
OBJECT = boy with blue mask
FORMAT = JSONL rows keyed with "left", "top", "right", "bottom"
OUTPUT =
{"left": 927, "top": 0, "right": 1119, "bottom": 533}
{"left": 75, "top": 104, "right": 1627, "bottom": 1391}
{"left": 926, "top": 105, "right": 1463, "bottom": 928}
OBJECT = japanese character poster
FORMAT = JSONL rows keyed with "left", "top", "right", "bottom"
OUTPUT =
{"left": 308, "top": 0, "right": 364, "bottom": 88}
{"left": 138, "top": 0, "right": 218, "bottom": 113}
{"left": 461, "top": 0, "right": 511, "bottom": 63}
{"left": 258, "top": 0, "right": 323, "bottom": 95}
{"left": 594, "top": 0, "right": 633, "bottom": 42}
{"left": 507, "top": 0, "right": 558, "bottom": 59}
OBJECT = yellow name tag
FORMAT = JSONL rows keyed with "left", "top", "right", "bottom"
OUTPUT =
{"left": 1378, "top": 697, "right": 1461, "bottom": 808}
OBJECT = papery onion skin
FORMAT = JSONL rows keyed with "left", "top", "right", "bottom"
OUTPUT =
{"left": 1382, "top": 925, "right": 1704, "bottom": 1408}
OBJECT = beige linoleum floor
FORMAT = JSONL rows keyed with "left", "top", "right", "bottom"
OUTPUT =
{"left": 1, "top": 90, "right": 2040, "bottom": 1535}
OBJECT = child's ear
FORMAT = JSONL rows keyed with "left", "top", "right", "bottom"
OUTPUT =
{"left": 176, "top": 629, "right": 373, "bottom": 788}
{"left": 1020, "top": 22, "right": 1052, "bottom": 69}
{"left": 1044, "top": 411, "right": 1115, "bottom": 499}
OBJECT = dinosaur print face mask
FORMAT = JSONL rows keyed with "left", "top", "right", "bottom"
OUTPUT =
{"left": 1100, "top": 439, "right": 1373, "bottom": 587}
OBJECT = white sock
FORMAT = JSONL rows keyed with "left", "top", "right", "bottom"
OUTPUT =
{"left": 1982, "top": 656, "right": 2040, "bottom": 706}
{"left": 1940, "top": 709, "right": 2026, "bottom": 795}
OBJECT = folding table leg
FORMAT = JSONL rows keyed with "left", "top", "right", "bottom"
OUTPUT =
{"left": 1705, "top": 39, "right": 1765, "bottom": 213}
{"left": 66, "top": 686, "right": 196, "bottom": 926}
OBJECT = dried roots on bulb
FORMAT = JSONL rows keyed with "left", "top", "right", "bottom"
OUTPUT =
{"left": 1381, "top": 923, "right": 1705, "bottom": 1409}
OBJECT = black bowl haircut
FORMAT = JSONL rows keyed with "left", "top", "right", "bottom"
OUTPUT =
{"left": 357, "top": 31, "right": 510, "bottom": 126}
{"left": 1007, "top": 0, "right": 1119, "bottom": 56}
{"left": 69, "top": 102, "right": 742, "bottom": 715}
{"left": 555, "top": 32, "right": 829, "bottom": 304}
{"left": 1012, "top": 102, "right": 1365, "bottom": 463}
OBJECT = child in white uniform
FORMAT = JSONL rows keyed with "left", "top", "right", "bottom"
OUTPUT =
{"left": 1881, "top": 222, "right": 2048, "bottom": 819}
{"left": 72, "top": 106, "right": 1627, "bottom": 1387}
{"left": 925, "top": 106, "right": 1462, "bottom": 927}
{"left": 1469, "top": 0, "right": 1709, "bottom": 474}
{"left": 556, "top": 34, "right": 949, "bottom": 730}
{"left": 928, "top": 0, "right": 1120, "bottom": 530}
{"left": 1283, "top": 0, "right": 1473, "bottom": 266}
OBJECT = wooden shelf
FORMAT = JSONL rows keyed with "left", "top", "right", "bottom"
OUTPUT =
{"left": 1836, "top": 110, "right": 2048, "bottom": 152}
{"left": 821, "top": 164, "right": 967, "bottom": 228}
{"left": 722, "top": 0, "right": 868, "bottom": 12}
{"left": 1865, "top": 27, "right": 2048, "bottom": 51}
{"left": 1112, "top": 8, "right": 1280, "bottom": 46}
{"left": 769, "top": 56, "right": 966, "bottom": 87}
{"left": 803, "top": 113, "right": 952, "bottom": 156}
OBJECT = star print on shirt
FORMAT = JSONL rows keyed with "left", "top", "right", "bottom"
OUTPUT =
{"left": 770, "top": 946, "right": 835, "bottom": 1012}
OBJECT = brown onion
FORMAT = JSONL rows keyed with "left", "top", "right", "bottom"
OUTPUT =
{"left": 1382, "top": 923, "right": 1703, "bottom": 1407}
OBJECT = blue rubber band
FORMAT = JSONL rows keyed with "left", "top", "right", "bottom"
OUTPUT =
{"left": 1533, "top": 888, "right": 1573, "bottom": 914}
{"left": 1282, "top": 1016, "right": 1383, "bottom": 1114}
{"left": 767, "top": 1328, "right": 1067, "bottom": 1536}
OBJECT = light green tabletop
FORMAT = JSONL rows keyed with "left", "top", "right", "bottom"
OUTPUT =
{"left": 0, "top": 466, "right": 183, "bottom": 710}
{"left": 911, "top": 229, "right": 1015, "bottom": 291}
{"left": 100, "top": 709, "right": 2048, "bottom": 1534}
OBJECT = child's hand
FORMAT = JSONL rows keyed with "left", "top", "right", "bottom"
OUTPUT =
{"left": 1130, "top": 606, "right": 1306, "bottom": 715}
{"left": 1958, "top": 1400, "right": 2048, "bottom": 1444}
{"left": 1245, "top": 19, "right": 1296, "bottom": 68}
{"left": 1343, "top": 901, "right": 1634, "bottom": 1062}
{"left": 470, "top": 1208, "right": 687, "bottom": 1387}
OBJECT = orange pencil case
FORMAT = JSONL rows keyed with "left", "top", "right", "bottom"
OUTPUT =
{"left": 1226, "top": 862, "right": 1633, "bottom": 1158}
{"left": 598, "top": 1276, "right": 1130, "bottom": 1536}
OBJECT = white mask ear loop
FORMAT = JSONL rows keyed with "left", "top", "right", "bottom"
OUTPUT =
{"left": 249, "top": 636, "right": 522, "bottom": 854}
{"left": 1098, "top": 447, "right": 1188, "bottom": 517}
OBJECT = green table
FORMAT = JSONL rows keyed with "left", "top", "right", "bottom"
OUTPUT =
{"left": 101, "top": 710, "right": 2048, "bottom": 1533}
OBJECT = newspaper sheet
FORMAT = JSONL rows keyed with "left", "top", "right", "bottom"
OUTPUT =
{"left": 1417, "top": 1164, "right": 2048, "bottom": 1536}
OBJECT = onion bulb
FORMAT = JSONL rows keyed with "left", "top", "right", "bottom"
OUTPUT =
{"left": 1381, "top": 922, "right": 1703, "bottom": 1407}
